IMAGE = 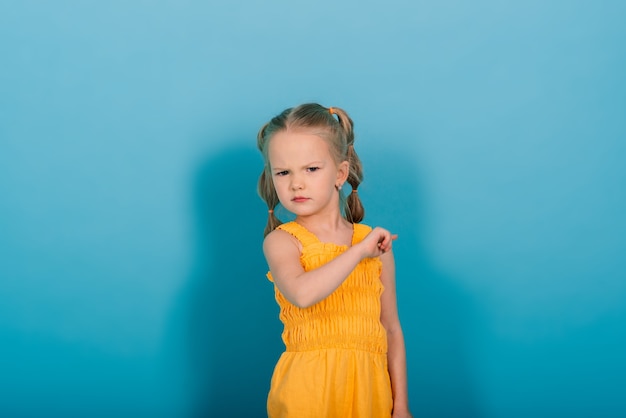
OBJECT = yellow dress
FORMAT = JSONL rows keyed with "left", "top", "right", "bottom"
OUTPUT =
{"left": 266, "top": 221, "right": 393, "bottom": 418}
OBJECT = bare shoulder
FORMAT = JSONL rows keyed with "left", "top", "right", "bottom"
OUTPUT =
{"left": 263, "top": 228, "right": 301, "bottom": 258}
{"left": 263, "top": 227, "right": 306, "bottom": 286}
{"left": 379, "top": 249, "right": 396, "bottom": 286}
{"left": 379, "top": 247, "right": 396, "bottom": 263}
{"left": 379, "top": 248, "right": 401, "bottom": 330}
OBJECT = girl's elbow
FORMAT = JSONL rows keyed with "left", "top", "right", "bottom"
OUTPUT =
{"left": 279, "top": 278, "right": 320, "bottom": 308}
{"left": 287, "top": 289, "right": 318, "bottom": 309}
{"left": 291, "top": 294, "right": 317, "bottom": 309}
{"left": 276, "top": 280, "right": 313, "bottom": 308}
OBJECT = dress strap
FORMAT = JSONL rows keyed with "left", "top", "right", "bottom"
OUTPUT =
{"left": 351, "top": 223, "right": 372, "bottom": 245}
{"left": 276, "top": 222, "right": 320, "bottom": 247}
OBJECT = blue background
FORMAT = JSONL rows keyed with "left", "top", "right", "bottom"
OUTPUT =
{"left": 1, "top": 1, "right": 625, "bottom": 417}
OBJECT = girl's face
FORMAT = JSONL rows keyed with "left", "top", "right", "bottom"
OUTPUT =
{"left": 268, "top": 130, "right": 348, "bottom": 219}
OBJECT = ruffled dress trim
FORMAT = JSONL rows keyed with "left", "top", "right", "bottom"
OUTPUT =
{"left": 266, "top": 222, "right": 387, "bottom": 354}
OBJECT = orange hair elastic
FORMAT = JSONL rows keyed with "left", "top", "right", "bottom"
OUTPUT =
{"left": 329, "top": 107, "right": 336, "bottom": 115}
{"left": 268, "top": 209, "right": 274, "bottom": 214}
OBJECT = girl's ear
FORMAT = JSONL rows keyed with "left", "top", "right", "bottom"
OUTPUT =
{"left": 337, "top": 160, "right": 350, "bottom": 184}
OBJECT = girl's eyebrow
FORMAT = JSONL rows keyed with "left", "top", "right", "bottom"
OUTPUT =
{"left": 272, "top": 161, "right": 325, "bottom": 171}
{"left": 299, "top": 160, "right": 326, "bottom": 167}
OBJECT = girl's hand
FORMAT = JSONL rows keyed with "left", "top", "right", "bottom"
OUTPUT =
{"left": 358, "top": 227, "right": 397, "bottom": 258}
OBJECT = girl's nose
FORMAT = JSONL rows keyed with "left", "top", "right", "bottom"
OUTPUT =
{"left": 290, "top": 175, "right": 303, "bottom": 190}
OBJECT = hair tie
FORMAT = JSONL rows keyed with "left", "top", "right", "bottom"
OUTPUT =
{"left": 268, "top": 209, "right": 274, "bottom": 214}
{"left": 329, "top": 107, "right": 335, "bottom": 115}
{"left": 352, "top": 189, "right": 358, "bottom": 194}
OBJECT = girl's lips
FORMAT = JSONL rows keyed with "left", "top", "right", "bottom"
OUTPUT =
{"left": 292, "top": 197, "right": 309, "bottom": 202}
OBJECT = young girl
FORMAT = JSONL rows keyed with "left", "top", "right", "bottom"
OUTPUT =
{"left": 257, "top": 103, "right": 412, "bottom": 418}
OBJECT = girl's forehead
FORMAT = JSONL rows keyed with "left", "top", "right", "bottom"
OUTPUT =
{"left": 268, "top": 130, "right": 332, "bottom": 160}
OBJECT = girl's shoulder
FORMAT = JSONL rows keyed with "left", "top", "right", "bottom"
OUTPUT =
{"left": 263, "top": 223, "right": 303, "bottom": 256}
{"left": 263, "top": 221, "right": 316, "bottom": 252}
{"left": 275, "top": 221, "right": 319, "bottom": 246}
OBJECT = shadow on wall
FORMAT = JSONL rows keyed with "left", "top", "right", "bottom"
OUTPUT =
{"left": 365, "top": 146, "right": 484, "bottom": 418}
{"left": 171, "top": 143, "right": 485, "bottom": 417}
{"left": 183, "top": 145, "right": 283, "bottom": 417}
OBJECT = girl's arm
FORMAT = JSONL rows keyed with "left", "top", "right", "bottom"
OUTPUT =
{"left": 380, "top": 249, "right": 412, "bottom": 418}
{"left": 263, "top": 226, "right": 396, "bottom": 308}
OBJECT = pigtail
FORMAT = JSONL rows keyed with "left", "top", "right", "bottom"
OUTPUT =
{"left": 345, "top": 149, "right": 365, "bottom": 223}
{"left": 257, "top": 121, "right": 283, "bottom": 236}
{"left": 257, "top": 122, "right": 269, "bottom": 153}
{"left": 257, "top": 169, "right": 282, "bottom": 236}
{"left": 330, "top": 107, "right": 365, "bottom": 223}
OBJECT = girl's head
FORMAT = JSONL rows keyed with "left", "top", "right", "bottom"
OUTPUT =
{"left": 257, "top": 103, "right": 364, "bottom": 236}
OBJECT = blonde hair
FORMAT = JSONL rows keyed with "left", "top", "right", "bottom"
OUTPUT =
{"left": 257, "top": 103, "right": 365, "bottom": 236}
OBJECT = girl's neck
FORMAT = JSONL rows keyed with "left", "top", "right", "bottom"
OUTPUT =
{"left": 295, "top": 210, "right": 349, "bottom": 231}
{"left": 295, "top": 212, "right": 353, "bottom": 246}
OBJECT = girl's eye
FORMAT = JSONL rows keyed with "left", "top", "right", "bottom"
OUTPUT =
{"left": 307, "top": 167, "right": 319, "bottom": 172}
{"left": 275, "top": 171, "right": 288, "bottom": 176}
